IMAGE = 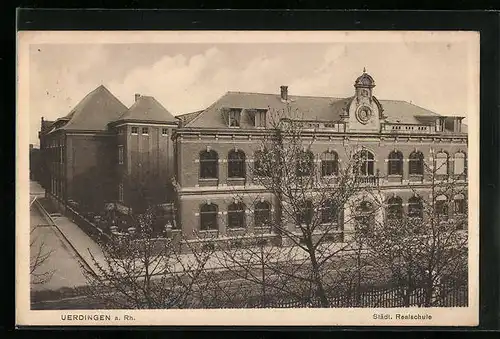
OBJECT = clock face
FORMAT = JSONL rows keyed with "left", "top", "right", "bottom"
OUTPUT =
{"left": 361, "top": 89, "right": 369, "bottom": 97}
{"left": 356, "top": 106, "right": 372, "bottom": 124}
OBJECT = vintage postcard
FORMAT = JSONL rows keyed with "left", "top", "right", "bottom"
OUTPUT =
{"left": 16, "top": 30, "right": 479, "bottom": 326}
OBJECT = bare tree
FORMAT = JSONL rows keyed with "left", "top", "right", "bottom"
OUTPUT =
{"left": 30, "top": 198, "right": 55, "bottom": 285}
{"left": 356, "top": 153, "right": 468, "bottom": 307}
{"left": 200, "top": 106, "right": 376, "bottom": 308}
{"left": 81, "top": 206, "right": 217, "bottom": 309}
{"left": 30, "top": 225, "right": 55, "bottom": 285}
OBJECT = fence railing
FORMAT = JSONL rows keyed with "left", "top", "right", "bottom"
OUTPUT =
{"left": 355, "top": 175, "right": 379, "bottom": 185}
{"left": 212, "top": 281, "right": 468, "bottom": 309}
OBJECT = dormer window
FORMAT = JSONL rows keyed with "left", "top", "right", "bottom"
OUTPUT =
{"left": 228, "top": 109, "right": 241, "bottom": 127}
{"left": 254, "top": 109, "right": 267, "bottom": 128}
{"left": 436, "top": 118, "right": 443, "bottom": 132}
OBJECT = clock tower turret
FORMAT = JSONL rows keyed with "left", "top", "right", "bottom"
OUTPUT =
{"left": 346, "top": 68, "right": 383, "bottom": 132}
{"left": 354, "top": 67, "right": 376, "bottom": 102}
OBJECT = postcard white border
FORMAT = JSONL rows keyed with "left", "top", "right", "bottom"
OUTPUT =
{"left": 16, "top": 30, "right": 480, "bottom": 327}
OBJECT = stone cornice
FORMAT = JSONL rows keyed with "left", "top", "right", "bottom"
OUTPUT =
{"left": 173, "top": 128, "right": 467, "bottom": 143}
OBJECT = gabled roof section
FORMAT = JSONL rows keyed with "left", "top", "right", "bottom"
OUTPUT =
{"left": 115, "top": 95, "right": 177, "bottom": 124}
{"left": 57, "top": 85, "right": 128, "bottom": 131}
{"left": 177, "top": 110, "right": 204, "bottom": 126}
{"left": 185, "top": 91, "right": 345, "bottom": 128}
{"left": 41, "top": 119, "right": 55, "bottom": 132}
{"left": 184, "top": 91, "right": 447, "bottom": 129}
{"left": 380, "top": 100, "right": 440, "bottom": 124}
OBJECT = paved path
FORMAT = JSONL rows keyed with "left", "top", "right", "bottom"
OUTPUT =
{"left": 30, "top": 205, "right": 87, "bottom": 291}
{"left": 50, "top": 214, "right": 105, "bottom": 275}
{"left": 29, "top": 180, "right": 104, "bottom": 292}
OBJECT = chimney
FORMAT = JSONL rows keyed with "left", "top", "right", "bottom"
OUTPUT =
{"left": 280, "top": 85, "right": 288, "bottom": 101}
{"left": 135, "top": 93, "right": 141, "bottom": 102}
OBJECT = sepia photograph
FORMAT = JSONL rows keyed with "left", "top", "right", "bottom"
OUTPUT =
{"left": 16, "top": 30, "right": 479, "bottom": 326}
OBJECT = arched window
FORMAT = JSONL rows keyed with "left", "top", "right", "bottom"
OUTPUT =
{"left": 409, "top": 151, "right": 424, "bottom": 175}
{"left": 253, "top": 150, "right": 269, "bottom": 177}
{"left": 228, "top": 149, "right": 246, "bottom": 178}
{"left": 355, "top": 200, "right": 375, "bottom": 233}
{"left": 388, "top": 151, "right": 403, "bottom": 176}
{"left": 320, "top": 200, "right": 338, "bottom": 225}
{"left": 454, "top": 152, "right": 466, "bottom": 175}
{"left": 254, "top": 201, "right": 271, "bottom": 227}
{"left": 296, "top": 150, "right": 314, "bottom": 177}
{"left": 435, "top": 195, "right": 449, "bottom": 219}
{"left": 454, "top": 193, "right": 466, "bottom": 214}
{"left": 321, "top": 151, "right": 339, "bottom": 177}
{"left": 200, "top": 150, "right": 219, "bottom": 179}
{"left": 228, "top": 202, "right": 245, "bottom": 228}
{"left": 297, "top": 200, "right": 313, "bottom": 225}
{"left": 408, "top": 196, "right": 423, "bottom": 219}
{"left": 435, "top": 151, "right": 449, "bottom": 176}
{"left": 355, "top": 150, "right": 375, "bottom": 176}
{"left": 200, "top": 203, "right": 218, "bottom": 230}
{"left": 386, "top": 196, "right": 403, "bottom": 220}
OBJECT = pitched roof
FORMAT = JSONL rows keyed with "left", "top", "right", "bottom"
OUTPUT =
{"left": 57, "top": 85, "right": 128, "bottom": 131}
{"left": 184, "top": 91, "right": 445, "bottom": 128}
{"left": 41, "top": 119, "right": 55, "bottom": 132}
{"left": 116, "top": 95, "right": 177, "bottom": 124}
{"left": 176, "top": 110, "right": 204, "bottom": 126}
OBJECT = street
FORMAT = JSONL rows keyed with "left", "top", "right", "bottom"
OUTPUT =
{"left": 30, "top": 204, "right": 88, "bottom": 292}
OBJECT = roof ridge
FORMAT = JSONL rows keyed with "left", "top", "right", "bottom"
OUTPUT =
{"left": 114, "top": 94, "right": 177, "bottom": 123}
{"left": 226, "top": 90, "right": 343, "bottom": 100}
{"left": 184, "top": 91, "right": 232, "bottom": 127}
{"left": 60, "top": 85, "right": 128, "bottom": 130}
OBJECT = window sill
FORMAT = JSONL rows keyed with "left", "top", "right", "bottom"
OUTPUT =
{"left": 198, "top": 178, "right": 219, "bottom": 185}
{"left": 387, "top": 174, "right": 403, "bottom": 178}
{"left": 199, "top": 229, "right": 219, "bottom": 233}
{"left": 227, "top": 227, "right": 246, "bottom": 231}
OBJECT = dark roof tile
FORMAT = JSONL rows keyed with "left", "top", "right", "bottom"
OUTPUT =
{"left": 185, "top": 91, "right": 446, "bottom": 128}
{"left": 117, "top": 95, "right": 177, "bottom": 124}
{"left": 58, "top": 85, "right": 128, "bottom": 131}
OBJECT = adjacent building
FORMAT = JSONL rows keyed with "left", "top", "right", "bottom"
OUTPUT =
{"left": 38, "top": 85, "right": 179, "bottom": 220}
{"left": 172, "top": 70, "right": 468, "bottom": 240}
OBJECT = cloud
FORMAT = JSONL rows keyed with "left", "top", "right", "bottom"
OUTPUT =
{"left": 29, "top": 41, "right": 475, "bottom": 145}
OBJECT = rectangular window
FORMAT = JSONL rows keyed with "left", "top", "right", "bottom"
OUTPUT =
{"left": 162, "top": 128, "right": 168, "bottom": 136}
{"left": 131, "top": 126, "right": 139, "bottom": 135}
{"left": 142, "top": 127, "right": 149, "bottom": 135}
{"left": 228, "top": 109, "right": 241, "bottom": 127}
{"left": 435, "top": 153, "right": 448, "bottom": 175}
{"left": 118, "top": 183, "right": 124, "bottom": 203}
{"left": 254, "top": 110, "right": 266, "bottom": 128}
{"left": 118, "top": 145, "right": 124, "bottom": 165}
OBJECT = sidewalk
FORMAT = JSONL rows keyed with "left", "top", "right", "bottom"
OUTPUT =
{"left": 29, "top": 180, "right": 45, "bottom": 198}
{"left": 29, "top": 180, "right": 105, "bottom": 276}
{"left": 50, "top": 214, "right": 106, "bottom": 275}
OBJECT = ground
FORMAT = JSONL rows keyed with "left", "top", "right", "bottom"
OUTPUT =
{"left": 30, "top": 204, "right": 87, "bottom": 292}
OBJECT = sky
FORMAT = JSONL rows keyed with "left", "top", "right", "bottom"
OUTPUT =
{"left": 27, "top": 38, "right": 477, "bottom": 146}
